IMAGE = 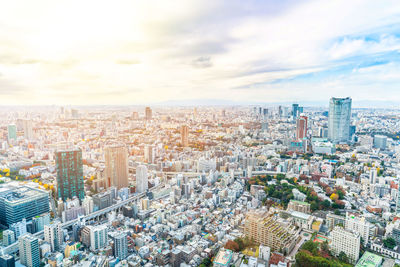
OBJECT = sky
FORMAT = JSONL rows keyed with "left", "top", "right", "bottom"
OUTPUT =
{"left": 0, "top": 0, "right": 400, "bottom": 106}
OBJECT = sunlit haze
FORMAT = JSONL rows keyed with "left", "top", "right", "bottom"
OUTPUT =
{"left": 1, "top": 1, "right": 400, "bottom": 105}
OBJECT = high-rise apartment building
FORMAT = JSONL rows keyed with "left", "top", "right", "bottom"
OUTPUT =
{"left": 145, "top": 107, "right": 152, "bottom": 120}
{"left": 181, "top": 125, "right": 189, "bottom": 147}
{"left": 328, "top": 97, "right": 352, "bottom": 143}
{"left": 0, "top": 186, "right": 49, "bottom": 226}
{"left": 136, "top": 165, "right": 148, "bottom": 193}
{"left": 55, "top": 148, "right": 85, "bottom": 201}
{"left": 104, "top": 144, "right": 129, "bottom": 189}
{"left": 3, "top": 230, "right": 16, "bottom": 246}
{"left": 345, "top": 212, "right": 370, "bottom": 245}
{"left": 44, "top": 221, "right": 63, "bottom": 252}
{"left": 296, "top": 116, "right": 307, "bottom": 140}
{"left": 330, "top": 226, "right": 360, "bottom": 264}
{"left": 89, "top": 224, "right": 108, "bottom": 251}
{"left": 19, "top": 234, "right": 40, "bottom": 267}
{"left": 144, "top": 145, "right": 154, "bottom": 164}
{"left": 113, "top": 232, "right": 128, "bottom": 259}
{"left": 244, "top": 211, "right": 299, "bottom": 254}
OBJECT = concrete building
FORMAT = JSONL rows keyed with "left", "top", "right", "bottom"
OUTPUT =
{"left": 287, "top": 200, "right": 311, "bottom": 214}
{"left": 89, "top": 224, "right": 108, "bottom": 251}
{"left": 0, "top": 186, "right": 49, "bottom": 226}
{"left": 3, "top": 230, "right": 15, "bottom": 246}
{"left": 105, "top": 144, "right": 129, "bottom": 189}
{"left": 244, "top": 211, "right": 299, "bottom": 254}
{"left": 113, "top": 232, "right": 128, "bottom": 260}
{"left": 330, "top": 226, "right": 360, "bottom": 264}
{"left": 136, "top": 165, "right": 148, "bottom": 193}
{"left": 19, "top": 234, "right": 40, "bottom": 267}
{"left": 44, "top": 221, "right": 63, "bottom": 252}
{"left": 345, "top": 212, "right": 370, "bottom": 245}
{"left": 181, "top": 125, "right": 189, "bottom": 147}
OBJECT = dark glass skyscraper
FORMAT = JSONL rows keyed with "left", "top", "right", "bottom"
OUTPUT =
{"left": 55, "top": 148, "right": 85, "bottom": 201}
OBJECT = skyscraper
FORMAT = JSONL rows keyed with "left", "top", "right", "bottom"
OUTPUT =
{"left": 44, "top": 221, "right": 63, "bottom": 252}
{"left": 22, "top": 119, "right": 34, "bottom": 140}
{"left": 145, "top": 107, "right": 152, "bottom": 120}
{"left": 328, "top": 97, "right": 352, "bottom": 143}
{"left": 55, "top": 148, "right": 85, "bottom": 201}
{"left": 292, "top": 104, "right": 299, "bottom": 120}
{"left": 7, "top": 125, "right": 17, "bottom": 141}
{"left": 105, "top": 144, "right": 129, "bottom": 189}
{"left": 296, "top": 116, "right": 308, "bottom": 140}
{"left": 136, "top": 165, "right": 148, "bottom": 193}
{"left": 144, "top": 145, "right": 154, "bottom": 164}
{"left": 19, "top": 234, "right": 40, "bottom": 267}
{"left": 113, "top": 232, "right": 128, "bottom": 260}
{"left": 181, "top": 125, "right": 189, "bottom": 147}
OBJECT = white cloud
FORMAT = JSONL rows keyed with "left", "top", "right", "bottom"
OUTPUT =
{"left": 0, "top": 0, "right": 399, "bottom": 104}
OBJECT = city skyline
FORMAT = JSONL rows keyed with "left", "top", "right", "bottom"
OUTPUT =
{"left": 0, "top": 0, "right": 400, "bottom": 105}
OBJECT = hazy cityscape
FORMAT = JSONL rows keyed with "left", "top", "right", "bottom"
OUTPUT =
{"left": 1, "top": 1, "right": 400, "bottom": 267}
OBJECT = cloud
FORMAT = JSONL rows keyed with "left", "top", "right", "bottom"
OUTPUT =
{"left": 191, "top": 56, "right": 212, "bottom": 68}
{"left": 0, "top": 0, "right": 399, "bottom": 104}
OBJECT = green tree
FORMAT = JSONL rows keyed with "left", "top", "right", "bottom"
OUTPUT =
{"left": 383, "top": 237, "right": 396, "bottom": 249}
{"left": 338, "top": 251, "right": 348, "bottom": 263}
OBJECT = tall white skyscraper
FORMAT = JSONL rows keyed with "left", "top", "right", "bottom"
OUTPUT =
{"left": 19, "top": 234, "right": 40, "bottom": 267}
{"left": 44, "top": 221, "right": 63, "bottom": 252}
{"left": 328, "top": 97, "right": 352, "bottom": 143}
{"left": 136, "top": 165, "right": 148, "bottom": 193}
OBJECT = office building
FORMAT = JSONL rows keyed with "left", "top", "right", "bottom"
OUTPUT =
{"left": 19, "top": 234, "right": 40, "bottom": 267}
{"left": 55, "top": 148, "right": 85, "bottom": 201}
{"left": 330, "top": 226, "right": 360, "bottom": 264}
{"left": 0, "top": 186, "right": 49, "bottom": 226}
{"left": 292, "top": 104, "right": 299, "bottom": 120}
{"left": 373, "top": 135, "right": 387, "bottom": 150}
{"left": 32, "top": 213, "right": 50, "bottom": 233}
{"left": 244, "top": 211, "right": 298, "bottom": 254}
{"left": 89, "top": 224, "right": 108, "bottom": 251}
{"left": 136, "top": 165, "right": 148, "bottom": 193}
{"left": 0, "top": 254, "right": 15, "bottom": 267}
{"left": 213, "top": 248, "right": 233, "bottom": 267}
{"left": 3, "top": 230, "right": 15, "bottom": 246}
{"left": 44, "top": 221, "right": 63, "bottom": 252}
{"left": 328, "top": 97, "right": 352, "bottom": 143}
{"left": 296, "top": 115, "right": 307, "bottom": 140}
{"left": 181, "top": 125, "right": 189, "bottom": 147}
{"left": 93, "top": 191, "right": 112, "bottom": 211}
{"left": 145, "top": 107, "right": 152, "bottom": 120}
{"left": 105, "top": 144, "right": 129, "bottom": 189}
{"left": 7, "top": 125, "right": 17, "bottom": 141}
{"left": 113, "top": 232, "right": 128, "bottom": 260}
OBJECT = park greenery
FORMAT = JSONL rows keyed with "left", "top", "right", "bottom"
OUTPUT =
{"left": 295, "top": 240, "right": 352, "bottom": 267}
{"left": 246, "top": 174, "right": 345, "bottom": 211}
